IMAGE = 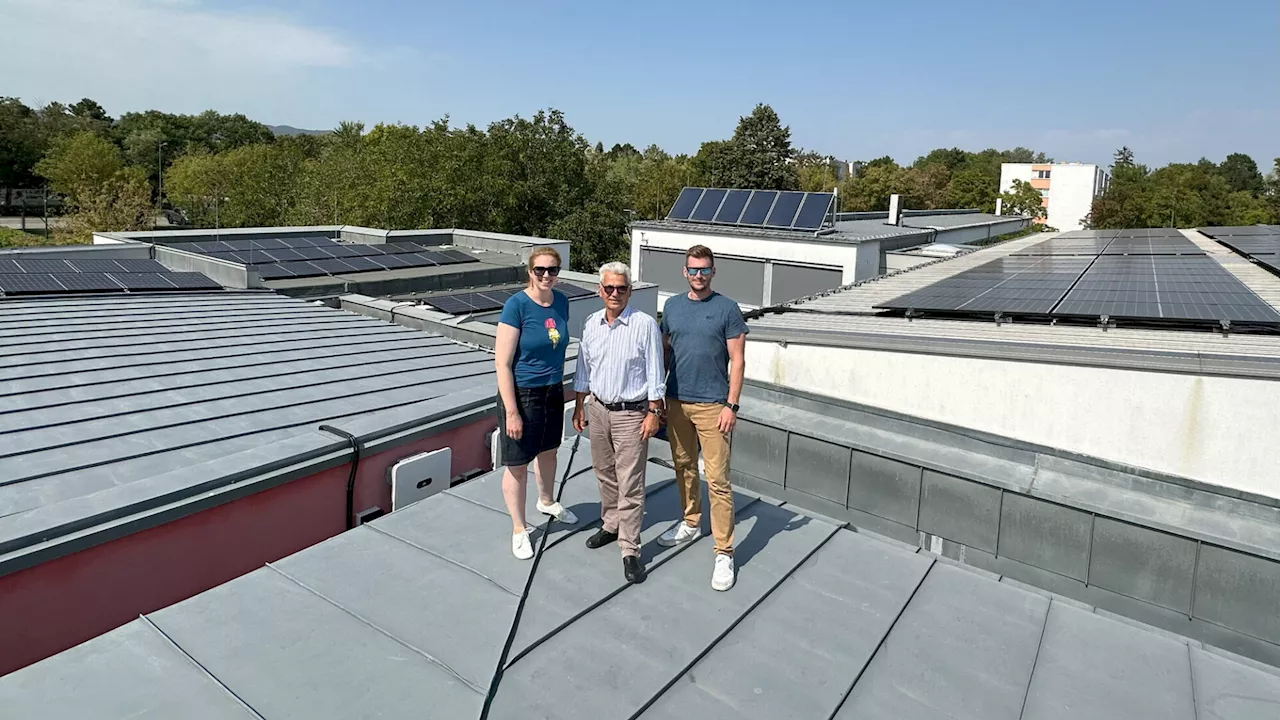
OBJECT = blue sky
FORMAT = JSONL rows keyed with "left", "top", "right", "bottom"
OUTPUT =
{"left": 6, "top": 0, "right": 1277, "bottom": 169}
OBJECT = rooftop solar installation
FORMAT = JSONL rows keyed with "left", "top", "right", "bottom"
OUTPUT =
{"left": 158, "top": 236, "right": 481, "bottom": 280}
{"left": 666, "top": 187, "right": 835, "bottom": 231}
{"left": 1199, "top": 225, "right": 1280, "bottom": 238}
{"left": 1217, "top": 235, "right": 1280, "bottom": 256}
{"left": 0, "top": 256, "right": 222, "bottom": 296}
{"left": 7, "top": 435, "right": 1276, "bottom": 719}
{"left": 877, "top": 229, "right": 1280, "bottom": 327}
{"left": 424, "top": 283, "right": 596, "bottom": 315}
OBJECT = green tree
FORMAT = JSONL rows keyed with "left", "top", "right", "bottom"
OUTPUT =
{"left": 1218, "top": 153, "right": 1264, "bottom": 195}
{"left": 945, "top": 167, "right": 996, "bottom": 212}
{"left": 692, "top": 104, "right": 798, "bottom": 190}
{"left": 1114, "top": 146, "right": 1135, "bottom": 168}
{"left": 0, "top": 97, "right": 44, "bottom": 187}
{"left": 839, "top": 162, "right": 908, "bottom": 211}
{"left": 35, "top": 132, "right": 123, "bottom": 198}
{"left": 999, "top": 179, "right": 1046, "bottom": 219}
{"left": 35, "top": 132, "right": 152, "bottom": 240}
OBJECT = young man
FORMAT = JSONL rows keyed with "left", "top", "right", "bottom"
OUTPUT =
{"left": 659, "top": 244, "right": 748, "bottom": 591}
{"left": 572, "top": 262, "right": 665, "bottom": 584}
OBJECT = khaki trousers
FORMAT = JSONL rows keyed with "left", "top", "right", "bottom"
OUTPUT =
{"left": 587, "top": 401, "right": 648, "bottom": 557}
{"left": 665, "top": 399, "right": 735, "bottom": 556}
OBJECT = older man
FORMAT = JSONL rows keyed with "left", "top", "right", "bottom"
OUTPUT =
{"left": 572, "top": 261, "right": 665, "bottom": 583}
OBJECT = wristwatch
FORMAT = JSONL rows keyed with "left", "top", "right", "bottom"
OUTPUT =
{"left": 647, "top": 407, "right": 663, "bottom": 416}
{"left": 726, "top": 402, "right": 740, "bottom": 413}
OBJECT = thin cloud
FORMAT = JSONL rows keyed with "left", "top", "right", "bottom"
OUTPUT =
{"left": 1, "top": 0, "right": 381, "bottom": 122}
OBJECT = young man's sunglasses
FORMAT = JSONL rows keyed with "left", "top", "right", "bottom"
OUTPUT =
{"left": 532, "top": 266, "right": 561, "bottom": 277}
{"left": 602, "top": 284, "right": 630, "bottom": 295}
{"left": 685, "top": 267, "right": 714, "bottom": 276}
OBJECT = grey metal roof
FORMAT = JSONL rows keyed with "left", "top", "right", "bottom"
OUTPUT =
{"left": 747, "top": 230, "right": 1280, "bottom": 379}
{"left": 634, "top": 218, "right": 933, "bottom": 245}
{"left": 4, "top": 435, "right": 1278, "bottom": 718}
{"left": 0, "top": 291, "right": 495, "bottom": 575}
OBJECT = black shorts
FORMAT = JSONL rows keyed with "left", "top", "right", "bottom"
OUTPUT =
{"left": 497, "top": 384, "right": 565, "bottom": 466}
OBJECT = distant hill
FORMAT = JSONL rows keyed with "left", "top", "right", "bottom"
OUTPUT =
{"left": 268, "top": 125, "right": 329, "bottom": 136}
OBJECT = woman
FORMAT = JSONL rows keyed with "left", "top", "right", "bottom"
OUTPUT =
{"left": 495, "top": 246, "right": 578, "bottom": 559}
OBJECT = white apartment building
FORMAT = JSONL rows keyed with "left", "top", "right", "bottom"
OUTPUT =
{"left": 1000, "top": 162, "right": 1109, "bottom": 231}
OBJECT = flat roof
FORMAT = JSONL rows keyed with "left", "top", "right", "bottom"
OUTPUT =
{"left": 5, "top": 435, "right": 1278, "bottom": 718}
{"left": 0, "top": 292, "right": 496, "bottom": 576}
{"left": 746, "top": 230, "right": 1280, "bottom": 379}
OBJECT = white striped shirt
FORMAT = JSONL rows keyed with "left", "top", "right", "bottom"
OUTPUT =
{"left": 573, "top": 305, "right": 666, "bottom": 403}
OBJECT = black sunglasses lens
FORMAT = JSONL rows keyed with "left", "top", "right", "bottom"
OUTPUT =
{"left": 533, "top": 266, "right": 560, "bottom": 277}
{"left": 603, "top": 285, "right": 629, "bottom": 295}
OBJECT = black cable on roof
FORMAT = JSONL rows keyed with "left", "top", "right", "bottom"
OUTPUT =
{"left": 479, "top": 433, "right": 582, "bottom": 720}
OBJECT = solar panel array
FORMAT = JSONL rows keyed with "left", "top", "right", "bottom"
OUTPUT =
{"left": 0, "top": 256, "right": 222, "bottom": 297}
{"left": 877, "top": 229, "right": 1280, "bottom": 327}
{"left": 422, "top": 284, "right": 595, "bottom": 315}
{"left": 1199, "top": 226, "right": 1280, "bottom": 281}
{"left": 162, "top": 236, "right": 480, "bottom": 279}
{"left": 666, "top": 188, "right": 835, "bottom": 231}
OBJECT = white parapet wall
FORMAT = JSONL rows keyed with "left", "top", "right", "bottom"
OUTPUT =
{"left": 746, "top": 340, "right": 1280, "bottom": 499}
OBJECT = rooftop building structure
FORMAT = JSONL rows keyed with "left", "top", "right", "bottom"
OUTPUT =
{"left": 631, "top": 187, "right": 1029, "bottom": 310}
{"left": 4, "top": 435, "right": 1279, "bottom": 718}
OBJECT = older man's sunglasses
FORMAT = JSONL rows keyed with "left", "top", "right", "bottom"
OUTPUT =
{"left": 602, "top": 285, "right": 630, "bottom": 295}
{"left": 532, "top": 266, "right": 561, "bottom": 277}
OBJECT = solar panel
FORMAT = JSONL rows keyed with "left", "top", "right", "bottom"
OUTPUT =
{"left": 263, "top": 249, "right": 307, "bottom": 263}
{"left": 50, "top": 273, "right": 124, "bottom": 292}
{"left": 370, "top": 255, "right": 415, "bottom": 270}
{"left": 1219, "top": 236, "right": 1280, "bottom": 255}
{"left": 63, "top": 259, "right": 119, "bottom": 273}
{"left": 558, "top": 284, "right": 595, "bottom": 299}
{"left": 1198, "top": 226, "right": 1280, "bottom": 238}
{"left": 222, "top": 239, "right": 256, "bottom": 251}
{"left": 1101, "top": 236, "right": 1203, "bottom": 255}
{"left": 383, "top": 242, "right": 428, "bottom": 254}
{"left": 274, "top": 261, "right": 326, "bottom": 278}
{"left": 739, "top": 191, "right": 777, "bottom": 225}
{"left": 0, "top": 260, "right": 20, "bottom": 274}
{"left": 875, "top": 256, "right": 1092, "bottom": 315}
{"left": 255, "top": 264, "right": 295, "bottom": 279}
{"left": 250, "top": 238, "right": 291, "bottom": 250}
{"left": 16, "top": 258, "right": 73, "bottom": 273}
{"left": 713, "top": 190, "right": 751, "bottom": 224}
{"left": 289, "top": 247, "right": 333, "bottom": 261}
{"left": 324, "top": 245, "right": 362, "bottom": 258}
{"left": 764, "top": 192, "right": 805, "bottom": 228}
{"left": 418, "top": 251, "right": 452, "bottom": 265}
{"left": 667, "top": 188, "right": 703, "bottom": 220}
{"left": 346, "top": 245, "right": 383, "bottom": 256}
{"left": 114, "top": 259, "right": 169, "bottom": 273}
{"left": 310, "top": 258, "right": 359, "bottom": 274}
{"left": 424, "top": 296, "right": 476, "bottom": 314}
{"left": 337, "top": 257, "right": 384, "bottom": 272}
{"left": 110, "top": 273, "right": 177, "bottom": 290}
{"left": 792, "top": 193, "right": 835, "bottom": 230}
{"left": 400, "top": 254, "right": 437, "bottom": 268}
{"left": 164, "top": 272, "right": 222, "bottom": 289}
{"left": 1053, "top": 256, "right": 1280, "bottom": 324}
{"left": 434, "top": 249, "right": 477, "bottom": 264}
{"left": 691, "top": 189, "right": 728, "bottom": 222}
{"left": 0, "top": 273, "right": 66, "bottom": 294}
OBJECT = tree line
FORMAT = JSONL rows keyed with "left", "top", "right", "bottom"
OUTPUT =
{"left": 4, "top": 96, "right": 1277, "bottom": 267}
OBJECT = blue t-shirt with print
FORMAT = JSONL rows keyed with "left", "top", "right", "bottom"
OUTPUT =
{"left": 660, "top": 291, "right": 748, "bottom": 403}
{"left": 499, "top": 289, "right": 570, "bottom": 387}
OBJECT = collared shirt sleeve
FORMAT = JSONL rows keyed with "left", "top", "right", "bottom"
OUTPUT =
{"left": 573, "top": 321, "right": 592, "bottom": 393}
{"left": 645, "top": 315, "right": 666, "bottom": 401}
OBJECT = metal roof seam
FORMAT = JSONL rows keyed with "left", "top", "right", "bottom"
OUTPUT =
{"left": 363, "top": 523, "right": 522, "bottom": 598}
{"left": 263, "top": 562, "right": 486, "bottom": 695}
{"left": 136, "top": 614, "right": 267, "bottom": 720}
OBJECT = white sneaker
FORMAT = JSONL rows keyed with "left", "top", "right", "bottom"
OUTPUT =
{"left": 537, "top": 500, "right": 578, "bottom": 525}
{"left": 712, "top": 554, "right": 735, "bottom": 591}
{"left": 657, "top": 520, "right": 702, "bottom": 547}
{"left": 512, "top": 528, "right": 534, "bottom": 560}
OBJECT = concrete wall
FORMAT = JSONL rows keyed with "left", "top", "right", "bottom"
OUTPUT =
{"left": 0, "top": 416, "right": 495, "bottom": 676}
{"left": 152, "top": 245, "right": 257, "bottom": 288}
{"left": 730, "top": 381, "right": 1280, "bottom": 668}
{"left": 632, "top": 227, "right": 861, "bottom": 285}
{"left": 745, "top": 340, "right": 1280, "bottom": 499}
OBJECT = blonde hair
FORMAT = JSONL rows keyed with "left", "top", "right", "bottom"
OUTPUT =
{"left": 527, "top": 247, "right": 562, "bottom": 286}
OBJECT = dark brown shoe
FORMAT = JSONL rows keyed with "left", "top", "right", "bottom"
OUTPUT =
{"left": 585, "top": 528, "right": 618, "bottom": 549}
{"left": 623, "top": 556, "right": 646, "bottom": 584}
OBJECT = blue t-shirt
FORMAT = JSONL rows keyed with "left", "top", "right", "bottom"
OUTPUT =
{"left": 660, "top": 291, "right": 749, "bottom": 403}
{"left": 498, "top": 289, "right": 570, "bottom": 387}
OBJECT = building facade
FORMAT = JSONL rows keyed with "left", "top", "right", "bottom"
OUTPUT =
{"left": 1000, "top": 162, "right": 1109, "bottom": 231}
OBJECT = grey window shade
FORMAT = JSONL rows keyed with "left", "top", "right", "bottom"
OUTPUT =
{"left": 640, "top": 248, "right": 767, "bottom": 306}
{"left": 770, "top": 262, "right": 842, "bottom": 304}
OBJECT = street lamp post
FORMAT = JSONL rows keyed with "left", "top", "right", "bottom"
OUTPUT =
{"left": 156, "top": 141, "right": 167, "bottom": 229}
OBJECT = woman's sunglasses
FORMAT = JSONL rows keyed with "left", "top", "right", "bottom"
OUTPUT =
{"left": 532, "top": 266, "right": 561, "bottom": 277}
